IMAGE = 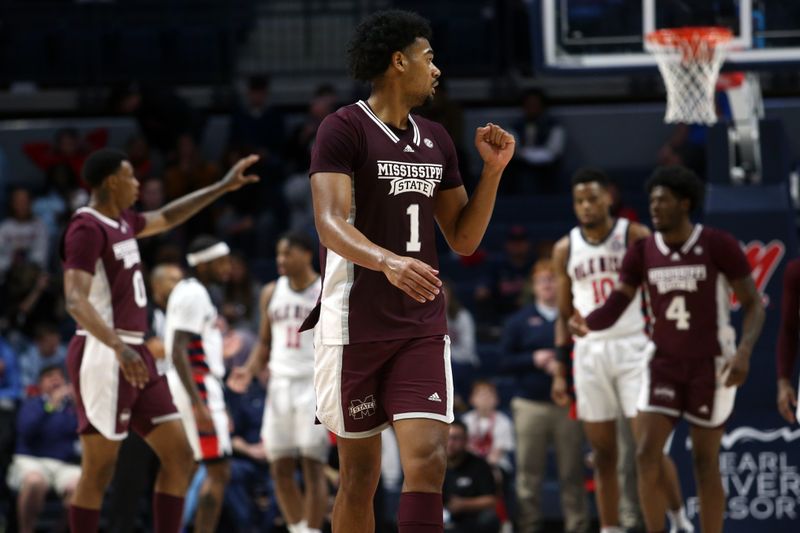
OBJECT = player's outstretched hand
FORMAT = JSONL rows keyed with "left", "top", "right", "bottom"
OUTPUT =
{"left": 568, "top": 311, "right": 589, "bottom": 337}
{"left": 221, "top": 154, "right": 261, "bottom": 192}
{"left": 381, "top": 254, "right": 441, "bottom": 304}
{"left": 226, "top": 366, "right": 253, "bottom": 394}
{"left": 115, "top": 345, "right": 149, "bottom": 389}
{"left": 777, "top": 379, "right": 797, "bottom": 424}
{"left": 722, "top": 352, "right": 750, "bottom": 387}
{"left": 475, "top": 123, "right": 515, "bottom": 171}
{"left": 551, "top": 375, "right": 570, "bottom": 407}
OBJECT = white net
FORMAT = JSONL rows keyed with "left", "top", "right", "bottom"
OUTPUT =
{"left": 646, "top": 27, "right": 733, "bottom": 125}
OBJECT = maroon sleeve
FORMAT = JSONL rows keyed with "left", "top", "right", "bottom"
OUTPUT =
{"left": 709, "top": 228, "right": 752, "bottom": 281}
{"left": 585, "top": 290, "right": 634, "bottom": 331}
{"left": 309, "top": 111, "right": 361, "bottom": 177}
{"left": 124, "top": 209, "right": 147, "bottom": 235}
{"left": 432, "top": 122, "right": 462, "bottom": 191}
{"left": 618, "top": 237, "right": 646, "bottom": 287}
{"left": 62, "top": 219, "right": 105, "bottom": 274}
{"left": 777, "top": 259, "right": 800, "bottom": 380}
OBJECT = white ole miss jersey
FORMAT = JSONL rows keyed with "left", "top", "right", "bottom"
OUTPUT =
{"left": 567, "top": 218, "right": 644, "bottom": 340}
{"left": 164, "top": 278, "right": 225, "bottom": 379}
{"left": 268, "top": 276, "right": 321, "bottom": 379}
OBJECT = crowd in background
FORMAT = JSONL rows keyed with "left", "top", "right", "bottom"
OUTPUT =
{"left": 0, "top": 76, "right": 696, "bottom": 533}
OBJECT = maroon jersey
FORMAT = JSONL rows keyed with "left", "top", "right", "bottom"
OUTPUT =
{"left": 619, "top": 224, "right": 751, "bottom": 360}
{"left": 308, "top": 101, "right": 463, "bottom": 344}
{"left": 61, "top": 207, "right": 148, "bottom": 333}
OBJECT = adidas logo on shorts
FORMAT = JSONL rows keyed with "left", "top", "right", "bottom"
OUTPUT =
{"left": 428, "top": 392, "right": 442, "bottom": 402}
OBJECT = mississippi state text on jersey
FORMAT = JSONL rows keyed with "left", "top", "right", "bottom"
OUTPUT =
{"left": 620, "top": 225, "right": 751, "bottom": 360}
{"left": 308, "top": 101, "right": 463, "bottom": 345}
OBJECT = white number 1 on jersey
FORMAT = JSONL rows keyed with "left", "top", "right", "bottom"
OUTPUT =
{"left": 406, "top": 203, "right": 421, "bottom": 252}
{"left": 666, "top": 295, "right": 691, "bottom": 330}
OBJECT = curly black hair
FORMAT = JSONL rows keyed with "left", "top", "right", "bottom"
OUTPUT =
{"left": 82, "top": 148, "right": 128, "bottom": 189}
{"left": 646, "top": 165, "right": 705, "bottom": 212}
{"left": 347, "top": 10, "right": 432, "bottom": 82}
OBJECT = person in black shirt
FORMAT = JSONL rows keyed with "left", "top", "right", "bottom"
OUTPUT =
{"left": 443, "top": 420, "right": 499, "bottom": 533}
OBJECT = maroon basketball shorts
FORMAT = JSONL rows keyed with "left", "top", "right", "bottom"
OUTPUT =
{"left": 637, "top": 351, "right": 737, "bottom": 427}
{"left": 314, "top": 334, "right": 454, "bottom": 438}
{"left": 67, "top": 331, "right": 180, "bottom": 440}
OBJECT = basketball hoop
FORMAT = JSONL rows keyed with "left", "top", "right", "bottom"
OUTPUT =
{"left": 646, "top": 27, "right": 734, "bottom": 125}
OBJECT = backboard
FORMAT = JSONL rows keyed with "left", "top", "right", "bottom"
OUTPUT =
{"left": 535, "top": 0, "right": 800, "bottom": 73}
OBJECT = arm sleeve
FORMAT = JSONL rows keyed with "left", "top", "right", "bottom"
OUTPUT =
{"left": 433, "top": 122, "right": 463, "bottom": 190}
{"left": 709, "top": 229, "right": 752, "bottom": 281}
{"left": 309, "top": 111, "right": 360, "bottom": 177}
{"left": 62, "top": 220, "right": 105, "bottom": 274}
{"left": 585, "top": 290, "right": 634, "bottom": 331}
{"left": 167, "top": 288, "right": 206, "bottom": 334}
{"left": 618, "top": 238, "right": 646, "bottom": 287}
{"left": 777, "top": 259, "right": 800, "bottom": 380}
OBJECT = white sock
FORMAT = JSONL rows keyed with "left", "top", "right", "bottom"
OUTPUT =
{"left": 307, "top": 529, "right": 322, "bottom": 533}
{"left": 287, "top": 521, "right": 308, "bottom": 533}
{"left": 668, "top": 506, "right": 694, "bottom": 532}
{"left": 600, "top": 527, "right": 625, "bottom": 533}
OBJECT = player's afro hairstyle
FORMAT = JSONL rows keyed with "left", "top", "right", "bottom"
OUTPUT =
{"left": 280, "top": 231, "right": 315, "bottom": 254}
{"left": 646, "top": 165, "right": 705, "bottom": 213}
{"left": 571, "top": 167, "right": 610, "bottom": 189}
{"left": 347, "top": 10, "right": 432, "bottom": 82}
{"left": 82, "top": 148, "right": 128, "bottom": 189}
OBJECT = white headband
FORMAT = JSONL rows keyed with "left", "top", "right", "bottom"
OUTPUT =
{"left": 186, "top": 242, "right": 230, "bottom": 267}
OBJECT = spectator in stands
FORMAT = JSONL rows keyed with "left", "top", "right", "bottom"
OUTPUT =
{"left": 285, "top": 84, "right": 338, "bottom": 174}
{"left": 18, "top": 323, "right": 66, "bottom": 391}
{"left": 463, "top": 381, "right": 514, "bottom": 475}
{"left": 110, "top": 82, "right": 202, "bottom": 157}
{"left": 499, "top": 259, "right": 588, "bottom": 533}
{"left": 222, "top": 253, "right": 260, "bottom": 330}
{"left": 507, "top": 88, "right": 566, "bottom": 195}
{"left": 163, "top": 133, "right": 221, "bottom": 238}
{"left": 1, "top": 260, "right": 61, "bottom": 339}
{"left": 23, "top": 127, "right": 108, "bottom": 186}
{"left": 443, "top": 420, "right": 500, "bottom": 533}
{"left": 474, "top": 225, "right": 534, "bottom": 323}
{"left": 126, "top": 134, "right": 154, "bottom": 179}
{"left": 6, "top": 365, "right": 80, "bottom": 533}
{"left": 228, "top": 75, "right": 286, "bottom": 161}
{"left": 223, "top": 376, "right": 272, "bottom": 532}
{"left": 136, "top": 178, "right": 173, "bottom": 267}
{"left": 0, "top": 336, "right": 22, "bottom": 489}
{"left": 0, "top": 187, "right": 49, "bottom": 281}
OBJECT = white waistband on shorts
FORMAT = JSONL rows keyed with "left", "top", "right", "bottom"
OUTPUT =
{"left": 75, "top": 329, "right": 145, "bottom": 346}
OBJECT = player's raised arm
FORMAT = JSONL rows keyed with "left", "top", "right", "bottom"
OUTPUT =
{"left": 311, "top": 171, "right": 442, "bottom": 304}
{"left": 137, "top": 154, "right": 260, "bottom": 238}
{"left": 227, "top": 281, "right": 276, "bottom": 393}
{"left": 64, "top": 269, "right": 149, "bottom": 389}
{"left": 434, "top": 123, "right": 515, "bottom": 256}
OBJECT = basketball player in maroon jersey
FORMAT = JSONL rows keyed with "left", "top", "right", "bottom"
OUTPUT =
{"left": 572, "top": 166, "right": 765, "bottom": 533}
{"left": 62, "top": 148, "right": 258, "bottom": 533}
{"left": 301, "top": 10, "right": 514, "bottom": 533}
